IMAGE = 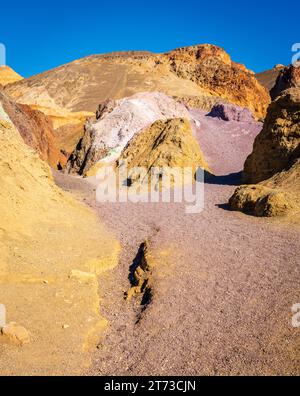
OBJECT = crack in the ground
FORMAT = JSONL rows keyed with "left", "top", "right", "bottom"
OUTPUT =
{"left": 125, "top": 241, "right": 154, "bottom": 308}
{"left": 124, "top": 226, "right": 160, "bottom": 323}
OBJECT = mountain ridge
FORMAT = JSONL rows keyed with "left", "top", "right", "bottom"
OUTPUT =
{"left": 5, "top": 44, "right": 270, "bottom": 119}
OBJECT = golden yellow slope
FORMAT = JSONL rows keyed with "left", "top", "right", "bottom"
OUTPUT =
{"left": 115, "top": 118, "right": 208, "bottom": 186}
{"left": 119, "top": 118, "right": 208, "bottom": 170}
{"left": 0, "top": 66, "right": 23, "bottom": 86}
{"left": 0, "top": 106, "right": 119, "bottom": 375}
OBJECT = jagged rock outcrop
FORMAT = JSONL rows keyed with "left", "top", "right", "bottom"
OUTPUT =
{"left": 0, "top": 91, "right": 64, "bottom": 168}
{"left": 270, "top": 65, "right": 300, "bottom": 100}
{"left": 207, "top": 103, "right": 253, "bottom": 122}
{"left": 117, "top": 118, "right": 208, "bottom": 187}
{"left": 66, "top": 92, "right": 191, "bottom": 175}
{"left": 229, "top": 88, "right": 300, "bottom": 219}
{"left": 0, "top": 66, "right": 23, "bottom": 86}
{"left": 243, "top": 88, "right": 300, "bottom": 184}
{"left": 5, "top": 44, "right": 269, "bottom": 119}
{"left": 165, "top": 45, "right": 269, "bottom": 119}
{"left": 0, "top": 103, "right": 119, "bottom": 374}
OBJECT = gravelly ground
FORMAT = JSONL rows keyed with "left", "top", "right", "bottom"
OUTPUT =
{"left": 54, "top": 113, "right": 300, "bottom": 376}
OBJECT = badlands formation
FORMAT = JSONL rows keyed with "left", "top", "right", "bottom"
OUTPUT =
{"left": 0, "top": 45, "right": 299, "bottom": 375}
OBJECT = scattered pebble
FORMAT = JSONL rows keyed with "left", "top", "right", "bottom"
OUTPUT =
{"left": 0, "top": 322, "right": 31, "bottom": 346}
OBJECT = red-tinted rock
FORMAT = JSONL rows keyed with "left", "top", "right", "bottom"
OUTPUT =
{"left": 0, "top": 91, "right": 64, "bottom": 168}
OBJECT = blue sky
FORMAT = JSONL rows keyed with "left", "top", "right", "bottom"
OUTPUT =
{"left": 0, "top": 0, "right": 299, "bottom": 77}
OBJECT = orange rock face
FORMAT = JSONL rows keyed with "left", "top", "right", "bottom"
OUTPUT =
{"left": 0, "top": 91, "right": 65, "bottom": 168}
{"left": 164, "top": 45, "right": 270, "bottom": 119}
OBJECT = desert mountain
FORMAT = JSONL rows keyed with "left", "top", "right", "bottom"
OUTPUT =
{"left": 0, "top": 66, "right": 23, "bottom": 86}
{"left": 5, "top": 44, "right": 270, "bottom": 119}
{"left": 0, "top": 104, "right": 119, "bottom": 374}
{"left": 255, "top": 64, "right": 284, "bottom": 92}
{"left": 66, "top": 92, "right": 192, "bottom": 175}
{"left": 229, "top": 87, "right": 300, "bottom": 218}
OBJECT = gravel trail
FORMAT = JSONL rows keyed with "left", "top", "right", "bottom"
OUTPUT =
{"left": 54, "top": 113, "right": 300, "bottom": 376}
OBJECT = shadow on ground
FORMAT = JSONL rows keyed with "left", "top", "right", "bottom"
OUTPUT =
{"left": 199, "top": 170, "right": 243, "bottom": 186}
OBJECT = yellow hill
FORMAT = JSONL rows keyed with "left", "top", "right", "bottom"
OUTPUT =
{"left": 116, "top": 118, "right": 208, "bottom": 187}
{"left": 0, "top": 66, "right": 23, "bottom": 86}
{"left": 0, "top": 105, "right": 120, "bottom": 375}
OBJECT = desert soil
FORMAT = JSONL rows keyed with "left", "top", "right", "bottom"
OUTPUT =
{"left": 54, "top": 113, "right": 300, "bottom": 376}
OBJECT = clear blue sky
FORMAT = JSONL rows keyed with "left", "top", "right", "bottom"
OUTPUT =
{"left": 1, "top": 0, "right": 299, "bottom": 77}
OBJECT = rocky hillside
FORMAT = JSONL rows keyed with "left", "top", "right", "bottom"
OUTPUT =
{"left": 255, "top": 64, "right": 284, "bottom": 92}
{"left": 229, "top": 87, "right": 300, "bottom": 219}
{"left": 66, "top": 92, "right": 191, "bottom": 175}
{"left": 117, "top": 118, "right": 208, "bottom": 187}
{"left": 0, "top": 91, "right": 64, "bottom": 168}
{"left": 0, "top": 66, "right": 23, "bottom": 86}
{"left": 243, "top": 88, "right": 300, "bottom": 183}
{"left": 0, "top": 104, "right": 119, "bottom": 374}
{"left": 5, "top": 44, "right": 270, "bottom": 119}
{"left": 166, "top": 45, "right": 269, "bottom": 118}
{"left": 270, "top": 64, "right": 300, "bottom": 99}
